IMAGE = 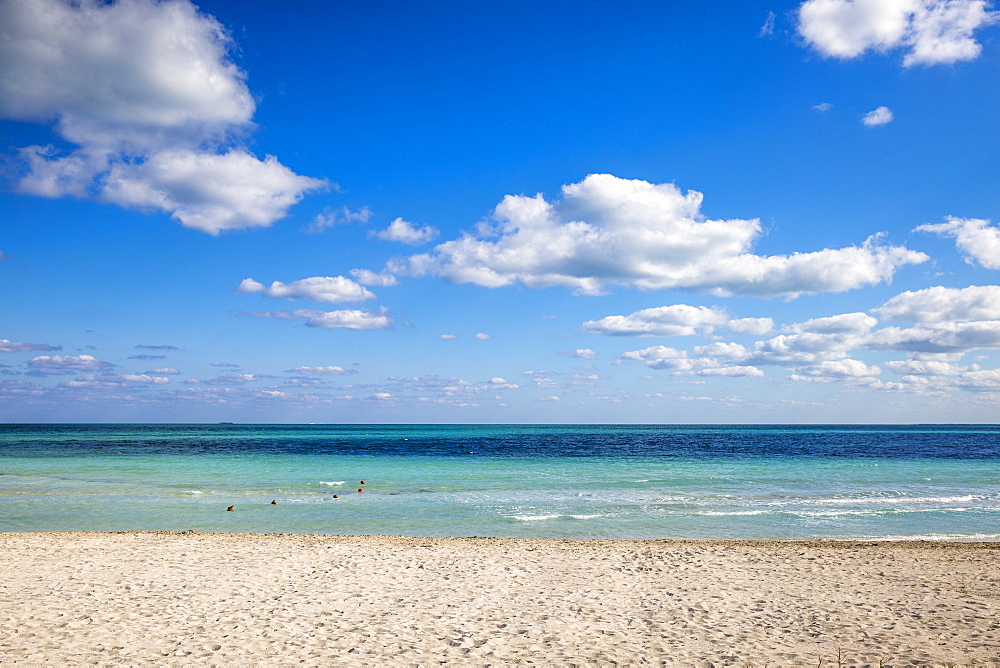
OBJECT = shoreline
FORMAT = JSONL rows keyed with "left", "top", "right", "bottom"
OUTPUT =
{"left": 8, "top": 528, "right": 1000, "bottom": 545}
{"left": 2, "top": 532, "right": 998, "bottom": 665}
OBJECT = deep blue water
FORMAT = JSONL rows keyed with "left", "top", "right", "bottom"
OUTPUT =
{"left": 2, "top": 424, "right": 998, "bottom": 540}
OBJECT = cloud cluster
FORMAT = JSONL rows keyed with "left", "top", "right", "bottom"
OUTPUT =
{"left": 402, "top": 174, "right": 926, "bottom": 297}
{"left": 304, "top": 206, "right": 373, "bottom": 234}
{"left": 620, "top": 346, "right": 765, "bottom": 377}
{"left": 614, "top": 287, "right": 1000, "bottom": 393}
{"left": 27, "top": 354, "right": 113, "bottom": 375}
{"left": 63, "top": 373, "right": 170, "bottom": 389}
{"left": 349, "top": 269, "right": 400, "bottom": 287}
{"left": 0, "top": 0, "right": 322, "bottom": 234}
{"left": 246, "top": 308, "right": 393, "bottom": 330}
{"left": 917, "top": 217, "right": 1000, "bottom": 270}
{"left": 0, "top": 339, "right": 60, "bottom": 353}
{"left": 873, "top": 285, "right": 1000, "bottom": 322}
{"left": 797, "top": 0, "right": 997, "bottom": 66}
{"left": 582, "top": 305, "right": 773, "bottom": 337}
{"left": 288, "top": 366, "right": 358, "bottom": 376}
{"left": 236, "top": 276, "right": 375, "bottom": 304}
{"left": 371, "top": 218, "right": 440, "bottom": 246}
{"left": 375, "top": 374, "right": 520, "bottom": 407}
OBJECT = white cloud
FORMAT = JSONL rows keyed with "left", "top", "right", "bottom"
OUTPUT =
{"left": 371, "top": 217, "right": 440, "bottom": 245}
{"left": 381, "top": 374, "right": 520, "bottom": 403}
{"left": 955, "top": 368, "right": 1000, "bottom": 392}
{"left": 288, "top": 366, "right": 358, "bottom": 376}
{"left": 693, "top": 342, "right": 753, "bottom": 361}
{"left": 474, "top": 333, "right": 492, "bottom": 340}
{"left": 750, "top": 313, "right": 878, "bottom": 364}
{"left": 439, "top": 334, "right": 458, "bottom": 340}
{"left": 813, "top": 102, "right": 834, "bottom": 111}
{"left": 697, "top": 366, "right": 765, "bottom": 377}
{"left": 202, "top": 373, "right": 269, "bottom": 386}
{"left": 873, "top": 285, "right": 1000, "bottom": 322}
{"left": 27, "top": 354, "right": 113, "bottom": 375}
{"left": 570, "top": 348, "right": 598, "bottom": 359}
{"left": 120, "top": 374, "right": 170, "bottom": 384}
{"left": 727, "top": 317, "right": 775, "bottom": 335}
{"left": 246, "top": 308, "right": 393, "bottom": 330}
{"left": 789, "top": 358, "right": 882, "bottom": 381}
{"left": 0, "top": 339, "right": 60, "bottom": 353}
{"left": 0, "top": 0, "right": 252, "bottom": 149}
{"left": 862, "top": 106, "right": 894, "bottom": 127}
{"left": 349, "top": 268, "right": 399, "bottom": 287}
{"left": 868, "top": 320, "right": 1000, "bottom": 353}
{"left": 619, "top": 345, "right": 762, "bottom": 377}
{"left": 147, "top": 367, "right": 180, "bottom": 375}
{"left": 917, "top": 217, "right": 1000, "bottom": 269}
{"left": 797, "top": 0, "right": 996, "bottom": 66}
{"left": 0, "top": 0, "right": 322, "bottom": 233}
{"left": 403, "top": 174, "right": 926, "bottom": 297}
{"left": 0, "top": 380, "right": 46, "bottom": 397}
{"left": 786, "top": 312, "right": 879, "bottom": 334}
{"left": 62, "top": 373, "right": 169, "bottom": 388}
{"left": 861, "top": 107, "right": 895, "bottom": 128}
{"left": 583, "top": 305, "right": 775, "bottom": 337}
{"left": 600, "top": 286, "right": 1000, "bottom": 393}
{"left": 884, "top": 359, "right": 967, "bottom": 375}
{"left": 582, "top": 305, "right": 729, "bottom": 337}
{"left": 101, "top": 150, "right": 324, "bottom": 235}
{"left": 235, "top": 275, "right": 375, "bottom": 304}
{"left": 304, "top": 205, "right": 373, "bottom": 234}
{"left": 760, "top": 10, "right": 778, "bottom": 36}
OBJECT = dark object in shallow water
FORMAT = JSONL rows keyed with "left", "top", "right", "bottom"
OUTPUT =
{"left": 271, "top": 499, "right": 276, "bottom": 505}
{"left": 226, "top": 505, "right": 234, "bottom": 511}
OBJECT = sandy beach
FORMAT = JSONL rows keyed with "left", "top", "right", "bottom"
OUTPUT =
{"left": 0, "top": 532, "right": 997, "bottom": 666}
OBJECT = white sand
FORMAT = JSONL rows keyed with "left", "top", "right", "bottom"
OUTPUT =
{"left": 0, "top": 532, "right": 997, "bottom": 666}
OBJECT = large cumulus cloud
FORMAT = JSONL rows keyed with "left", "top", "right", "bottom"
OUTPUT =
{"left": 0, "top": 0, "right": 323, "bottom": 234}
{"left": 401, "top": 174, "right": 926, "bottom": 298}
{"left": 797, "top": 0, "right": 997, "bottom": 66}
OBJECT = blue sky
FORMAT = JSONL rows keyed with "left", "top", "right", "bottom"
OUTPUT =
{"left": 2, "top": 0, "right": 1000, "bottom": 423}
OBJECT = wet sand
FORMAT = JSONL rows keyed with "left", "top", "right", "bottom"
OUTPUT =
{"left": 0, "top": 532, "right": 998, "bottom": 665}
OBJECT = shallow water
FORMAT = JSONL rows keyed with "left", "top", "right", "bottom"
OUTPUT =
{"left": 2, "top": 424, "right": 998, "bottom": 540}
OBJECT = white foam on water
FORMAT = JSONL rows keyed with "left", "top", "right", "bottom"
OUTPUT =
{"left": 319, "top": 481, "right": 346, "bottom": 486}
{"left": 509, "top": 513, "right": 606, "bottom": 522}
{"left": 774, "top": 494, "right": 985, "bottom": 506}
{"left": 856, "top": 533, "right": 1000, "bottom": 542}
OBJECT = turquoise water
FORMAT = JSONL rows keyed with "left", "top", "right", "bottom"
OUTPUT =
{"left": 2, "top": 424, "right": 998, "bottom": 540}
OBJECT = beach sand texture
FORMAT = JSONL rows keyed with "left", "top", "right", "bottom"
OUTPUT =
{"left": 0, "top": 532, "right": 997, "bottom": 666}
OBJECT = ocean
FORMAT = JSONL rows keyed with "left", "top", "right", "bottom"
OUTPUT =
{"left": 1, "top": 423, "right": 998, "bottom": 541}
